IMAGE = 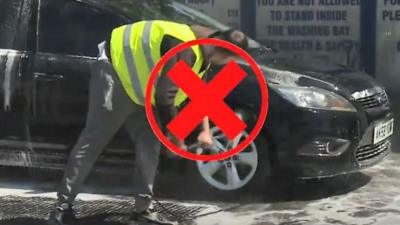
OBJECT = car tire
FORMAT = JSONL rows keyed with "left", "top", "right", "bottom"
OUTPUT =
{"left": 185, "top": 115, "right": 271, "bottom": 199}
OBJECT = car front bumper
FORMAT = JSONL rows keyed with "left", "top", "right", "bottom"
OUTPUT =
{"left": 293, "top": 139, "right": 391, "bottom": 179}
{"left": 269, "top": 104, "right": 393, "bottom": 178}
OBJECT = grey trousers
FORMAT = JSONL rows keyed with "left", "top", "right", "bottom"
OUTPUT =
{"left": 57, "top": 59, "right": 160, "bottom": 212}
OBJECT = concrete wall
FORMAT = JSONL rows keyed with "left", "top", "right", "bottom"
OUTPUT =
{"left": 376, "top": 0, "right": 400, "bottom": 97}
{"left": 184, "top": 0, "right": 241, "bottom": 29}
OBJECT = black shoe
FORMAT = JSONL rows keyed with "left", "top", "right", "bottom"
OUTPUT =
{"left": 48, "top": 203, "right": 77, "bottom": 225}
{"left": 129, "top": 210, "right": 178, "bottom": 225}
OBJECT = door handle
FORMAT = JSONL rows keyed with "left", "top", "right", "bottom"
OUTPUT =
{"left": 34, "top": 72, "right": 64, "bottom": 82}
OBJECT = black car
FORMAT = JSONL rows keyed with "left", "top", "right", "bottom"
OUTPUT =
{"left": 0, "top": 0, "right": 393, "bottom": 192}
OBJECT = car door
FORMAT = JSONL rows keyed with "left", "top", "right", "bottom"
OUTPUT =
{"left": 31, "top": 0, "right": 126, "bottom": 145}
{"left": 0, "top": 0, "right": 38, "bottom": 165}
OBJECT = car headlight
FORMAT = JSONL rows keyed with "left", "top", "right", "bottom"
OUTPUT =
{"left": 275, "top": 86, "right": 357, "bottom": 112}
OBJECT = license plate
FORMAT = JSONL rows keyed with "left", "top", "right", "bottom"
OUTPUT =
{"left": 373, "top": 119, "right": 394, "bottom": 144}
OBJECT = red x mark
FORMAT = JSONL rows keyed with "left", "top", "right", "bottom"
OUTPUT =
{"left": 167, "top": 60, "right": 247, "bottom": 141}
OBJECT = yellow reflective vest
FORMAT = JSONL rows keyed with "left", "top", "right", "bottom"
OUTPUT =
{"left": 110, "top": 20, "right": 204, "bottom": 106}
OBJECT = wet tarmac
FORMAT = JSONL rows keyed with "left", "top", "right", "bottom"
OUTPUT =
{"left": 196, "top": 153, "right": 400, "bottom": 225}
{"left": 0, "top": 152, "right": 399, "bottom": 225}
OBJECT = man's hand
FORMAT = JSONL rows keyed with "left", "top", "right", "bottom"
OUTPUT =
{"left": 197, "top": 129, "right": 213, "bottom": 148}
{"left": 197, "top": 117, "right": 213, "bottom": 148}
{"left": 169, "top": 133, "right": 187, "bottom": 150}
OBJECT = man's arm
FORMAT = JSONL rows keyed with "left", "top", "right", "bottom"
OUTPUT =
{"left": 155, "top": 37, "right": 195, "bottom": 148}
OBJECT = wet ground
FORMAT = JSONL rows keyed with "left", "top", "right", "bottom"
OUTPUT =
{"left": 196, "top": 153, "right": 400, "bottom": 225}
{"left": 0, "top": 152, "right": 400, "bottom": 225}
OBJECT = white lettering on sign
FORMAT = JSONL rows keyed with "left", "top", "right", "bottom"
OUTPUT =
{"left": 256, "top": 0, "right": 360, "bottom": 68}
{"left": 184, "top": 0, "right": 241, "bottom": 28}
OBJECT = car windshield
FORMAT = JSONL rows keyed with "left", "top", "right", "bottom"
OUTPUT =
{"left": 106, "top": 0, "right": 262, "bottom": 49}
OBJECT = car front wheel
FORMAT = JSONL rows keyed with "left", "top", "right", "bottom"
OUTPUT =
{"left": 191, "top": 112, "right": 271, "bottom": 193}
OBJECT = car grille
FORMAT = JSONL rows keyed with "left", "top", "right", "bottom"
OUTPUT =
{"left": 356, "top": 91, "right": 388, "bottom": 109}
{"left": 356, "top": 141, "right": 390, "bottom": 164}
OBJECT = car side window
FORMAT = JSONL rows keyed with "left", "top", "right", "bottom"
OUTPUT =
{"left": 38, "top": 0, "right": 125, "bottom": 57}
{"left": 0, "top": 0, "right": 33, "bottom": 51}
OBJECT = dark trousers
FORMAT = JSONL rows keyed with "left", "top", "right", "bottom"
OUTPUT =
{"left": 57, "top": 59, "right": 160, "bottom": 212}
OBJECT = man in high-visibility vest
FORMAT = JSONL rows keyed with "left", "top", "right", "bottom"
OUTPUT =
{"left": 48, "top": 20, "right": 248, "bottom": 225}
